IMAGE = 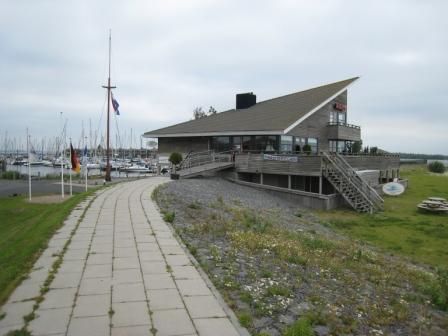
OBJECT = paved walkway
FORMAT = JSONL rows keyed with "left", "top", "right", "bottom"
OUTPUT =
{"left": 0, "top": 177, "right": 246, "bottom": 336}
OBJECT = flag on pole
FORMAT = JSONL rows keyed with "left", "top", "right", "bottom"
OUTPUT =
{"left": 111, "top": 92, "right": 120, "bottom": 115}
{"left": 70, "top": 143, "right": 81, "bottom": 173}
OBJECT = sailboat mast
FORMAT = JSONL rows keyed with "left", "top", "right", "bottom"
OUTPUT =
{"left": 103, "top": 30, "right": 116, "bottom": 181}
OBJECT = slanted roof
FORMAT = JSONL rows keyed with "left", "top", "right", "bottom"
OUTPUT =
{"left": 143, "top": 77, "right": 359, "bottom": 138}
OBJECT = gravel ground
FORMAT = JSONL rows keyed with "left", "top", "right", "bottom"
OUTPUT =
{"left": 155, "top": 177, "right": 448, "bottom": 336}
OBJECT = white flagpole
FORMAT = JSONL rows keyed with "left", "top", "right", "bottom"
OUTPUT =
{"left": 85, "top": 136, "right": 88, "bottom": 192}
{"left": 60, "top": 112, "right": 64, "bottom": 199}
{"left": 69, "top": 139, "right": 73, "bottom": 196}
{"left": 27, "top": 128, "right": 31, "bottom": 202}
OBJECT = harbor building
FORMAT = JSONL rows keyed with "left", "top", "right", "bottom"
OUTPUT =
{"left": 144, "top": 78, "right": 400, "bottom": 212}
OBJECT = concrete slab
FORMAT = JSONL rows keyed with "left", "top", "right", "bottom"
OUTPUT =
{"left": 111, "top": 325, "right": 152, "bottom": 336}
{"left": 112, "top": 301, "right": 150, "bottom": 328}
{"left": 114, "top": 257, "right": 140, "bottom": 270}
{"left": 147, "top": 289, "right": 184, "bottom": 311}
{"left": 184, "top": 296, "right": 227, "bottom": 318}
{"left": 51, "top": 272, "right": 82, "bottom": 289}
{"left": 84, "top": 264, "right": 112, "bottom": 279}
{"left": 140, "top": 261, "right": 167, "bottom": 274}
{"left": 113, "top": 283, "right": 146, "bottom": 303}
{"left": 67, "top": 315, "right": 109, "bottom": 336}
{"left": 79, "top": 277, "right": 111, "bottom": 295}
{"left": 152, "top": 309, "right": 195, "bottom": 336}
{"left": 194, "top": 317, "right": 240, "bottom": 336}
{"left": 73, "top": 294, "right": 110, "bottom": 317}
{"left": 0, "top": 301, "right": 34, "bottom": 328}
{"left": 113, "top": 269, "right": 142, "bottom": 284}
{"left": 29, "top": 307, "right": 71, "bottom": 335}
{"left": 143, "top": 274, "right": 176, "bottom": 290}
{"left": 40, "top": 287, "right": 77, "bottom": 309}
{"left": 176, "top": 279, "right": 212, "bottom": 297}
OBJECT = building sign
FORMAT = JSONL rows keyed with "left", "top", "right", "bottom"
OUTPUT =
{"left": 263, "top": 154, "right": 298, "bottom": 162}
{"left": 333, "top": 102, "right": 347, "bottom": 111}
{"left": 382, "top": 182, "right": 405, "bottom": 196}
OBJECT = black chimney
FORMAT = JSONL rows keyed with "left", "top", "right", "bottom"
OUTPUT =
{"left": 236, "top": 92, "right": 256, "bottom": 109}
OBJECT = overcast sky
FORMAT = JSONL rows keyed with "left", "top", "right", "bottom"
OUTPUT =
{"left": 0, "top": 0, "right": 447, "bottom": 154}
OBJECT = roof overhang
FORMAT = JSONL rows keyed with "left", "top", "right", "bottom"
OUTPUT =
{"left": 283, "top": 78, "right": 359, "bottom": 134}
{"left": 143, "top": 130, "right": 282, "bottom": 138}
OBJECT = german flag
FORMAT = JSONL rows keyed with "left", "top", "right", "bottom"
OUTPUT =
{"left": 70, "top": 143, "right": 81, "bottom": 173}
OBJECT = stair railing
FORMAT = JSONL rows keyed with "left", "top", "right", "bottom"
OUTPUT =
{"left": 322, "top": 152, "right": 382, "bottom": 212}
{"left": 333, "top": 153, "right": 384, "bottom": 211}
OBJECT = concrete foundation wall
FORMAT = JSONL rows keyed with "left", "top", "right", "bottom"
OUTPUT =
{"left": 231, "top": 179, "right": 345, "bottom": 210}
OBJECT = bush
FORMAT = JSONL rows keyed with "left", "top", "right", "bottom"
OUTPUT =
{"left": 168, "top": 152, "right": 183, "bottom": 165}
{"left": 302, "top": 144, "right": 312, "bottom": 155}
{"left": 352, "top": 140, "right": 362, "bottom": 154}
{"left": 424, "top": 268, "right": 448, "bottom": 311}
{"left": 1, "top": 171, "right": 21, "bottom": 180}
{"left": 428, "top": 161, "right": 446, "bottom": 174}
{"left": 163, "top": 211, "right": 175, "bottom": 223}
{"left": 283, "top": 317, "right": 314, "bottom": 336}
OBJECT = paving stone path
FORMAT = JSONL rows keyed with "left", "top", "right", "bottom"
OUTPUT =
{"left": 0, "top": 177, "right": 246, "bottom": 336}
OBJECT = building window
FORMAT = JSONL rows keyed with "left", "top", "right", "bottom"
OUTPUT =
{"left": 242, "top": 136, "right": 252, "bottom": 151}
{"left": 294, "top": 137, "right": 306, "bottom": 152}
{"left": 330, "top": 111, "right": 346, "bottom": 124}
{"left": 307, "top": 138, "right": 318, "bottom": 154}
{"left": 211, "top": 136, "right": 230, "bottom": 152}
{"left": 232, "top": 136, "right": 241, "bottom": 151}
{"left": 330, "top": 111, "right": 337, "bottom": 123}
{"left": 254, "top": 135, "right": 278, "bottom": 152}
{"left": 329, "top": 140, "right": 353, "bottom": 153}
{"left": 280, "top": 135, "right": 293, "bottom": 153}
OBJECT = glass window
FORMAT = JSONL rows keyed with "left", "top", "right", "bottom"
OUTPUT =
{"left": 338, "top": 112, "right": 346, "bottom": 124}
{"left": 280, "top": 135, "right": 293, "bottom": 153}
{"left": 242, "top": 136, "right": 252, "bottom": 151}
{"left": 294, "top": 137, "right": 306, "bottom": 152}
{"left": 254, "top": 135, "right": 278, "bottom": 152}
{"left": 307, "top": 138, "right": 318, "bottom": 154}
{"left": 330, "top": 111, "right": 337, "bottom": 123}
{"left": 329, "top": 140, "right": 337, "bottom": 152}
{"left": 232, "top": 136, "right": 241, "bottom": 151}
{"left": 211, "top": 136, "right": 230, "bottom": 152}
{"left": 337, "top": 140, "right": 346, "bottom": 153}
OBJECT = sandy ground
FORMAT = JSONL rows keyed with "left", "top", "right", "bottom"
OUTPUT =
{"left": 27, "top": 194, "right": 73, "bottom": 204}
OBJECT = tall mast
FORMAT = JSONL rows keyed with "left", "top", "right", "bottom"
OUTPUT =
{"left": 102, "top": 30, "right": 116, "bottom": 181}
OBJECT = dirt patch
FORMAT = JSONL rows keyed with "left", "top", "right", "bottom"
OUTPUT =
{"left": 27, "top": 195, "right": 72, "bottom": 204}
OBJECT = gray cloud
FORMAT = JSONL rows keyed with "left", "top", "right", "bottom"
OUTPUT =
{"left": 0, "top": 0, "right": 447, "bottom": 153}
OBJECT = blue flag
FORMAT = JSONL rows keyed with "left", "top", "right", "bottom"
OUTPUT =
{"left": 111, "top": 92, "right": 120, "bottom": 115}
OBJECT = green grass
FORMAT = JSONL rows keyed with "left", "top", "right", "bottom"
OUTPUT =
{"left": 317, "top": 165, "right": 448, "bottom": 267}
{"left": 0, "top": 191, "right": 97, "bottom": 305}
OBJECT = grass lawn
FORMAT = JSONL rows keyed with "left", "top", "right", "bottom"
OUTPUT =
{"left": 0, "top": 191, "right": 96, "bottom": 305}
{"left": 316, "top": 165, "right": 448, "bottom": 268}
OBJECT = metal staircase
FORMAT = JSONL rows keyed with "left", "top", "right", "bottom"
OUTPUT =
{"left": 322, "top": 152, "right": 384, "bottom": 213}
{"left": 176, "top": 150, "right": 234, "bottom": 179}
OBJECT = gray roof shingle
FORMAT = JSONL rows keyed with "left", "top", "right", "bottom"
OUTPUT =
{"left": 144, "top": 77, "right": 358, "bottom": 137}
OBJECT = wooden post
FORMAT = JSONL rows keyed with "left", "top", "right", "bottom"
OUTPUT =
{"left": 288, "top": 175, "right": 291, "bottom": 189}
{"left": 260, "top": 173, "right": 263, "bottom": 185}
{"left": 319, "top": 175, "right": 323, "bottom": 194}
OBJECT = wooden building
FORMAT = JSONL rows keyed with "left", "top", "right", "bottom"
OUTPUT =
{"left": 144, "top": 78, "right": 400, "bottom": 213}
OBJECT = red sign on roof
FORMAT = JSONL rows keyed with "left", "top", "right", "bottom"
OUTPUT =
{"left": 334, "top": 102, "right": 346, "bottom": 111}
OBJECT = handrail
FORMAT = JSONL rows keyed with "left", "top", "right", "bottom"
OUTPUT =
{"left": 322, "top": 153, "right": 376, "bottom": 212}
{"left": 330, "top": 153, "right": 383, "bottom": 211}
{"left": 177, "top": 150, "right": 232, "bottom": 173}
{"left": 322, "top": 152, "right": 383, "bottom": 212}
{"left": 327, "top": 122, "right": 361, "bottom": 130}
{"left": 334, "top": 153, "right": 384, "bottom": 205}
